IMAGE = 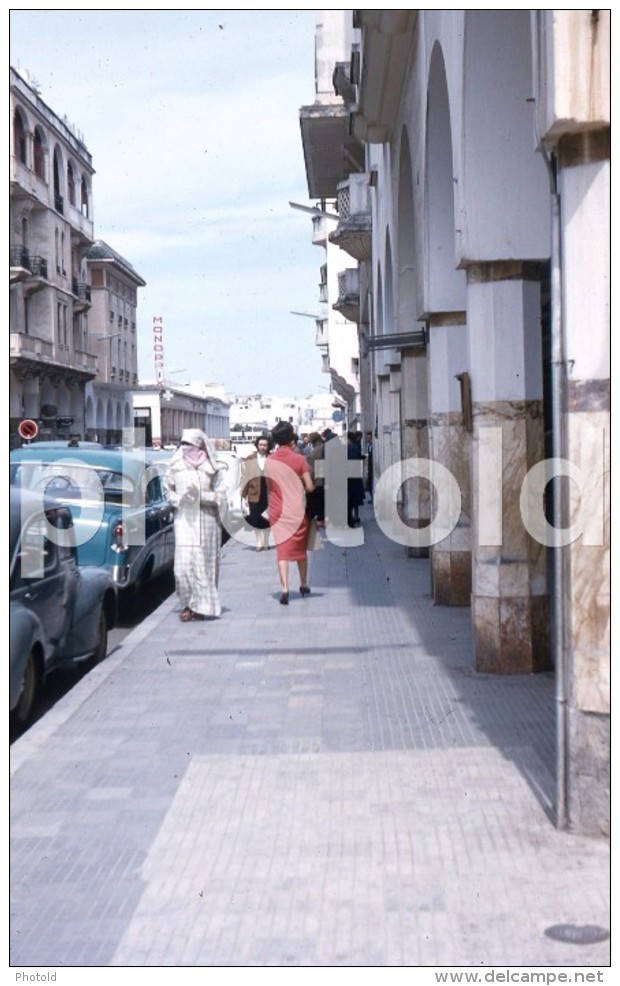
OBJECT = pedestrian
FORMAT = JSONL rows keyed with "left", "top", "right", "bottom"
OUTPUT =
{"left": 266, "top": 420, "right": 315, "bottom": 605}
{"left": 365, "top": 430, "right": 374, "bottom": 503}
{"left": 305, "top": 431, "right": 325, "bottom": 526}
{"left": 163, "top": 428, "right": 224, "bottom": 622}
{"left": 240, "top": 433, "right": 272, "bottom": 551}
{"left": 347, "top": 431, "right": 365, "bottom": 527}
{"left": 297, "top": 432, "right": 311, "bottom": 457}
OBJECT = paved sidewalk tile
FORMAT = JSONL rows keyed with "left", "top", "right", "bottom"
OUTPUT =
{"left": 10, "top": 509, "right": 610, "bottom": 968}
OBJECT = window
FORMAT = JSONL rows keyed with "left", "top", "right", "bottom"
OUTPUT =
{"left": 57, "top": 302, "right": 68, "bottom": 347}
{"left": 13, "top": 109, "right": 27, "bottom": 164}
{"left": 53, "top": 147, "right": 63, "bottom": 212}
{"left": 12, "top": 518, "right": 57, "bottom": 586}
{"left": 67, "top": 161, "right": 76, "bottom": 206}
{"left": 80, "top": 177, "right": 89, "bottom": 217}
{"left": 33, "top": 127, "right": 45, "bottom": 179}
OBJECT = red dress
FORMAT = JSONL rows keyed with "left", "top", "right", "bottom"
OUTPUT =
{"left": 266, "top": 446, "right": 310, "bottom": 561}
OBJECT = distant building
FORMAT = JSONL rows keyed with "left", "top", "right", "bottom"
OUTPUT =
{"left": 132, "top": 383, "right": 229, "bottom": 448}
{"left": 228, "top": 393, "right": 342, "bottom": 447}
{"left": 85, "top": 240, "right": 145, "bottom": 444}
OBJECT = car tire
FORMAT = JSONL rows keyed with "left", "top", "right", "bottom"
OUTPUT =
{"left": 90, "top": 608, "right": 109, "bottom": 666}
{"left": 11, "top": 646, "right": 40, "bottom": 726}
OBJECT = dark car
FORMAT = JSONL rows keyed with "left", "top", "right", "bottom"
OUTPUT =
{"left": 9, "top": 447, "right": 175, "bottom": 596}
{"left": 9, "top": 488, "right": 118, "bottom": 726}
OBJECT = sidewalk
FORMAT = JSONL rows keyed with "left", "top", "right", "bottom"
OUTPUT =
{"left": 10, "top": 507, "right": 610, "bottom": 968}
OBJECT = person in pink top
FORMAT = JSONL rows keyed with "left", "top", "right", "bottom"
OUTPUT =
{"left": 266, "top": 420, "right": 315, "bottom": 605}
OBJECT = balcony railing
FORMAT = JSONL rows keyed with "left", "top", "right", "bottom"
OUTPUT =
{"left": 10, "top": 332, "right": 54, "bottom": 361}
{"left": 28, "top": 255, "right": 48, "bottom": 278}
{"left": 54, "top": 192, "right": 64, "bottom": 215}
{"left": 72, "top": 279, "right": 92, "bottom": 311}
{"left": 10, "top": 245, "right": 30, "bottom": 270}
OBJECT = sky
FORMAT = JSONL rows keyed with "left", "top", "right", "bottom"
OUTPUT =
{"left": 9, "top": 8, "right": 330, "bottom": 399}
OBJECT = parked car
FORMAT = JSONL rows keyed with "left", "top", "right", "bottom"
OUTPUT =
{"left": 9, "top": 487, "right": 117, "bottom": 726}
{"left": 9, "top": 447, "right": 175, "bottom": 596}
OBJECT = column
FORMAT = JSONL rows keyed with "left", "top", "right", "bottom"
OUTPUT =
{"left": 558, "top": 130, "right": 610, "bottom": 835}
{"left": 468, "top": 262, "right": 550, "bottom": 673}
{"left": 427, "top": 313, "right": 471, "bottom": 602}
{"left": 400, "top": 349, "right": 431, "bottom": 558}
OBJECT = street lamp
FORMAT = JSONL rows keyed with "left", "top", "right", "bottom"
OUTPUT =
{"left": 93, "top": 331, "right": 122, "bottom": 379}
{"left": 289, "top": 201, "right": 339, "bottom": 220}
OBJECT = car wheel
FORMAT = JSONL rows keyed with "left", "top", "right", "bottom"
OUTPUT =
{"left": 11, "top": 647, "right": 40, "bottom": 726}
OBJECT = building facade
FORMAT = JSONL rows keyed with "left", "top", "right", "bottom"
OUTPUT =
{"left": 299, "top": 10, "right": 610, "bottom": 837}
{"left": 132, "top": 384, "right": 230, "bottom": 449}
{"left": 10, "top": 67, "right": 97, "bottom": 444}
{"left": 84, "top": 240, "right": 145, "bottom": 445}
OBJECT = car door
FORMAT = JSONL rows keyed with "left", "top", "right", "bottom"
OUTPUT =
{"left": 145, "top": 474, "right": 175, "bottom": 572}
{"left": 10, "top": 513, "right": 77, "bottom": 662}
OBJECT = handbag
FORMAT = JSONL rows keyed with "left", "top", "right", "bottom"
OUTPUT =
{"left": 307, "top": 517, "right": 323, "bottom": 551}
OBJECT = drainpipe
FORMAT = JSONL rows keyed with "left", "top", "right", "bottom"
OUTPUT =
{"left": 532, "top": 11, "right": 569, "bottom": 830}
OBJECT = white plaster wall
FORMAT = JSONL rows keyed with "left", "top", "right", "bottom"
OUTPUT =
{"left": 315, "top": 10, "right": 357, "bottom": 99}
{"left": 560, "top": 158, "right": 610, "bottom": 382}
{"left": 428, "top": 325, "right": 469, "bottom": 414}
{"left": 467, "top": 279, "right": 543, "bottom": 402}
{"left": 458, "top": 10, "right": 551, "bottom": 263}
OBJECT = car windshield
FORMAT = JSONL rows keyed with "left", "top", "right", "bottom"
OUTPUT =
{"left": 10, "top": 462, "right": 136, "bottom": 506}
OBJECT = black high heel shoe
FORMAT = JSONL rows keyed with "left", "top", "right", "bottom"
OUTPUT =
{"left": 299, "top": 586, "right": 311, "bottom": 597}
{"left": 279, "top": 591, "right": 289, "bottom": 605}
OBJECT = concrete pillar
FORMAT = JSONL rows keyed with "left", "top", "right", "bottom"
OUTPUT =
{"left": 467, "top": 262, "right": 550, "bottom": 673}
{"left": 400, "top": 349, "right": 430, "bottom": 558}
{"left": 427, "top": 313, "right": 471, "bottom": 603}
{"left": 389, "top": 365, "right": 402, "bottom": 480}
{"left": 376, "top": 373, "right": 390, "bottom": 481}
{"left": 558, "top": 130, "right": 610, "bottom": 836}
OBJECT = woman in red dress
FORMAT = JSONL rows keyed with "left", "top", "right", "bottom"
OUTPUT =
{"left": 266, "top": 421, "right": 315, "bottom": 605}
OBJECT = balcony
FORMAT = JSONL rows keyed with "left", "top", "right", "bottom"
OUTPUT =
{"left": 315, "top": 318, "right": 329, "bottom": 348}
{"left": 318, "top": 262, "right": 328, "bottom": 303}
{"left": 10, "top": 247, "right": 49, "bottom": 292}
{"left": 10, "top": 245, "right": 31, "bottom": 283}
{"left": 333, "top": 268, "right": 360, "bottom": 323}
{"left": 72, "top": 278, "right": 92, "bottom": 312}
{"left": 312, "top": 214, "right": 329, "bottom": 247}
{"left": 10, "top": 332, "right": 54, "bottom": 364}
{"left": 9, "top": 246, "right": 47, "bottom": 294}
{"left": 329, "top": 174, "right": 372, "bottom": 260}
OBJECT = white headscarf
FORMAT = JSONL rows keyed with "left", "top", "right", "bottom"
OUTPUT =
{"left": 179, "top": 429, "right": 219, "bottom": 471}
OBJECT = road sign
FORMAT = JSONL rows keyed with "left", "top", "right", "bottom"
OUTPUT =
{"left": 18, "top": 419, "right": 39, "bottom": 440}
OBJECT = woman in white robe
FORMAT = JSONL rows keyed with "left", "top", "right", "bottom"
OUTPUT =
{"left": 164, "top": 428, "right": 224, "bottom": 621}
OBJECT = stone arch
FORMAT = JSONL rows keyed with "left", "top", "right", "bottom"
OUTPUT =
{"left": 85, "top": 394, "right": 96, "bottom": 431}
{"left": 426, "top": 42, "right": 466, "bottom": 312}
{"left": 396, "top": 126, "right": 419, "bottom": 327}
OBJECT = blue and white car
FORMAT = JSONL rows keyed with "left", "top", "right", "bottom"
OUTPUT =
{"left": 9, "top": 447, "right": 175, "bottom": 595}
